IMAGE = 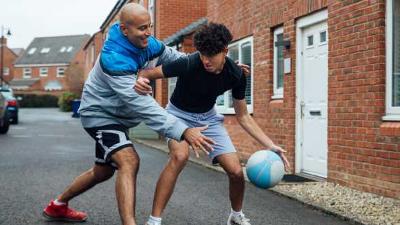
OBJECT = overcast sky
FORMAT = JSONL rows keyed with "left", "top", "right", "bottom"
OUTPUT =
{"left": 0, "top": 0, "right": 119, "bottom": 49}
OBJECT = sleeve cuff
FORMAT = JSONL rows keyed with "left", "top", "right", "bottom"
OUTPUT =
{"left": 168, "top": 119, "right": 188, "bottom": 141}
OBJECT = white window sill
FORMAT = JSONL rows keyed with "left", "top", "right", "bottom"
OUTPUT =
{"left": 382, "top": 114, "right": 400, "bottom": 121}
{"left": 271, "top": 94, "right": 283, "bottom": 100}
{"left": 216, "top": 105, "right": 253, "bottom": 115}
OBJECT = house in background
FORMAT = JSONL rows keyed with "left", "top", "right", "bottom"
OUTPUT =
{"left": 12, "top": 34, "right": 89, "bottom": 95}
{"left": 153, "top": 0, "right": 400, "bottom": 199}
{"left": 0, "top": 37, "right": 22, "bottom": 84}
{"left": 80, "top": 0, "right": 400, "bottom": 199}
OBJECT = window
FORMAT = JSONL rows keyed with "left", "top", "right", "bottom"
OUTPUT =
{"left": 320, "top": 31, "right": 327, "bottom": 44}
{"left": 67, "top": 46, "right": 73, "bottom": 52}
{"left": 384, "top": 0, "right": 400, "bottom": 120}
{"left": 23, "top": 68, "right": 31, "bottom": 78}
{"left": 167, "top": 45, "right": 179, "bottom": 98}
{"left": 273, "top": 27, "right": 284, "bottom": 99}
{"left": 60, "top": 46, "right": 66, "bottom": 52}
{"left": 168, "top": 77, "right": 177, "bottom": 99}
{"left": 40, "top": 48, "right": 50, "bottom": 53}
{"left": 40, "top": 67, "right": 48, "bottom": 77}
{"left": 3, "top": 67, "right": 9, "bottom": 76}
{"left": 216, "top": 36, "right": 253, "bottom": 114}
{"left": 307, "top": 35, "right": 314, "bottom": 47}
{"left": 28, "top": 48, "right": 36, "bottom": 55}
{"left": 57, "top": 67, "right": 66, "bottom": 77}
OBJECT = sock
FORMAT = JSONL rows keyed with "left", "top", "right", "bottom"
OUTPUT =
{"left": 53, "top": 199, "right": 67, "bottom": 206}
{"left": 231, "top": 208, "right": 243, "bottom": 217}
{"left": 148, "top": 215, "right": 162, "bottom": 224}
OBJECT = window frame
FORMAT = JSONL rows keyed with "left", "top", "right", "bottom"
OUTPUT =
{"left": 23, "top": 68, "right": 32, "bottom": 78}
{"left": 28, "top": 48, "right": 36, "bottom": 55}
{"left": 40, "top": 67, "right": 48, "bottom": 77}
{"left": 56, "top": 67, "right": 66, "bottom": 77}
{"left": 40, "top": 48, "right": 50, "bottom": 53}
{"left": 3, "top": 67, "right": 9, "bottom": 76}
{"left": 384, "top": 0, "right": 400, "bottom": 120}
{"left": 216, "top": 36, "right": 254, "bottom": 114}
{"left": 272, "top": 27, "right": 284, "bottom": 99}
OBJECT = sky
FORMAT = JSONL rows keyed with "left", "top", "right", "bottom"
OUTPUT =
{"left": 0, "top": 0, "right": 119, "bottom": 49}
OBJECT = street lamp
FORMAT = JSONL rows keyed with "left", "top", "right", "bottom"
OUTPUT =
{"left": 1, "top": 26, "right": 12, "bottom": 87}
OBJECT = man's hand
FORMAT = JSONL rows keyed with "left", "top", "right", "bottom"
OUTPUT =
{"left": 183, "top": 126, "right": 215, "bottom": 157}
{"left": 270, "top": 144, "right": 291, "bottom": 172}
{"left": 235, "top": 61, "right": 251, "bottom": 76}
{"left": 134, "top": 76, "right": 153, "bottom": 95}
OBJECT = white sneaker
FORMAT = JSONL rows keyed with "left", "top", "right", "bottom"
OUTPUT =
{"left": 145, "top": 221, "right": 161, "bottom": 225}
{"left": 227, "top": 213, "right": 251, "bottom": 225}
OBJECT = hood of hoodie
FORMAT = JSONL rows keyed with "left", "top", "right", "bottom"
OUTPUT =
{"left": 100, "top": 22, "right": 163, "bottom": 75}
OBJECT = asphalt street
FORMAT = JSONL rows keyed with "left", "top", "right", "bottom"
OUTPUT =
{"left": 0, "top": 108, "right": 350, "bottom": 225}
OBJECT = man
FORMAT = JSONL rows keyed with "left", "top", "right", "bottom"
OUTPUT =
{"left": 42, "top": 3, "right": 215, "bottom": 225}
{"left": 135, "top": 23, "right": 291, "bottom": 225}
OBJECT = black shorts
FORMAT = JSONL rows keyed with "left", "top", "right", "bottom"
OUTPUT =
{"left": 84, "top": 124, "right": 133, "bottom": 168}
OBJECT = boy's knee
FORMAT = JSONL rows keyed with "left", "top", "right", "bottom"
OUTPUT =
{"left": 171, "top": 151, "right": 189, "bottom": 165}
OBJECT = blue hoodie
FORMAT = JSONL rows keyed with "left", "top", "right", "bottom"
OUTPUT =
{"left": 79, "top": 22, "right": 187, "bottom": 141}
{"left": 100, "top": 23, "right": 165, "bottom": 76}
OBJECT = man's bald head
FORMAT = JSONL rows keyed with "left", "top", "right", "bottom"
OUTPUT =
{"left": 120, "top": 3, "right": 149, "bottom": 25}
{"left": 119, "top": 3, "right": 152, "bottom": 48}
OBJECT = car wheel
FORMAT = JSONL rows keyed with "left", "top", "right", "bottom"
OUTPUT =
{"left": 0, "top": 117, "right": 10, "bottom": 134}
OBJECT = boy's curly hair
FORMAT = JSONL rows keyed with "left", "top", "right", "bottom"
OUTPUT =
{"left": 193, "top": 22, "right": 233, "bottom": 56}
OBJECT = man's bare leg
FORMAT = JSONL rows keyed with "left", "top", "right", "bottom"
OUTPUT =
{"left": 112, "top": 146, "right": 140, "bottom": 225}
{"left": 57, "top": 164, "right": 115, "bottom": 203}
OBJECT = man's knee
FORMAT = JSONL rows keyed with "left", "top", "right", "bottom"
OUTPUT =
{"left": 112, "top": 147, "right": 140, "bottom": 172}
{"left": 92, "top": 165, "right": 115, "bottom": 182}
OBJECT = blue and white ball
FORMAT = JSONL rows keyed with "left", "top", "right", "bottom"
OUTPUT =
{"left": 246, "top": 150, "right": 285, "bottom": 189}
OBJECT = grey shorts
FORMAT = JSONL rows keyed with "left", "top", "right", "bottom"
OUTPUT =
{"left": 166, "top": 103, "right": 236, "bottom": 164}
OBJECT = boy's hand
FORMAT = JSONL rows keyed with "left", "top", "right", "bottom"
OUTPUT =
{"left": 134, "top": 76, "right": 153, "bottom": 95}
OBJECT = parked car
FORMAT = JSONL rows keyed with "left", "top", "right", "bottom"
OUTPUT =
{"left": 0, "top": 91, "right": 10, "bottom": 134}
{"left": 0, "top": 87, "right": 19, "bottom": 124}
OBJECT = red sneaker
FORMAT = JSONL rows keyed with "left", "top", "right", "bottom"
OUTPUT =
{"left": 43, "top": 200, "right": 87, "bottom": 222}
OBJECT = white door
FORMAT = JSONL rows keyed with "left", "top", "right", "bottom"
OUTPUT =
{"left": 299, "top": 21, "right": 328, "bottom": 177}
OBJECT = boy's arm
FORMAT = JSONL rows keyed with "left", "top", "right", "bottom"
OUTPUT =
{"left": 232, "top": 98, "right": 291, "bottom": 171}
{"left": 134, "top": 66, "right": 165, "bottom": 95}
{"left": 139, "top": 66, "right": 165, "bottom": 80}
{"left": 135, "top": 55, "right": 189, "bottom": 95}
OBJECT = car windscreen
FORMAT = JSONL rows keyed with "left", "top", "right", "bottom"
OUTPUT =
{"left": 0, "top": 91, "right": 14, "bottom": 99}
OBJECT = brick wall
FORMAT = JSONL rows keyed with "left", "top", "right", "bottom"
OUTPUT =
{"left": 144, "top": 0, "right": 206, "bottom": 106}
{"left": 0, "top": 37, "right": 18, "bottom": 83}
{"left": 84, "top": 32, "right": 104, "bottom": 81}
{"left": 205, "top": 0, "right": 399, "bottom": 198}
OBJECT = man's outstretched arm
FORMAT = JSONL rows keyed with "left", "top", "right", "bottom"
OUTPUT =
{"left": 233, "top": 98, "right": 291, "bottom": 171}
